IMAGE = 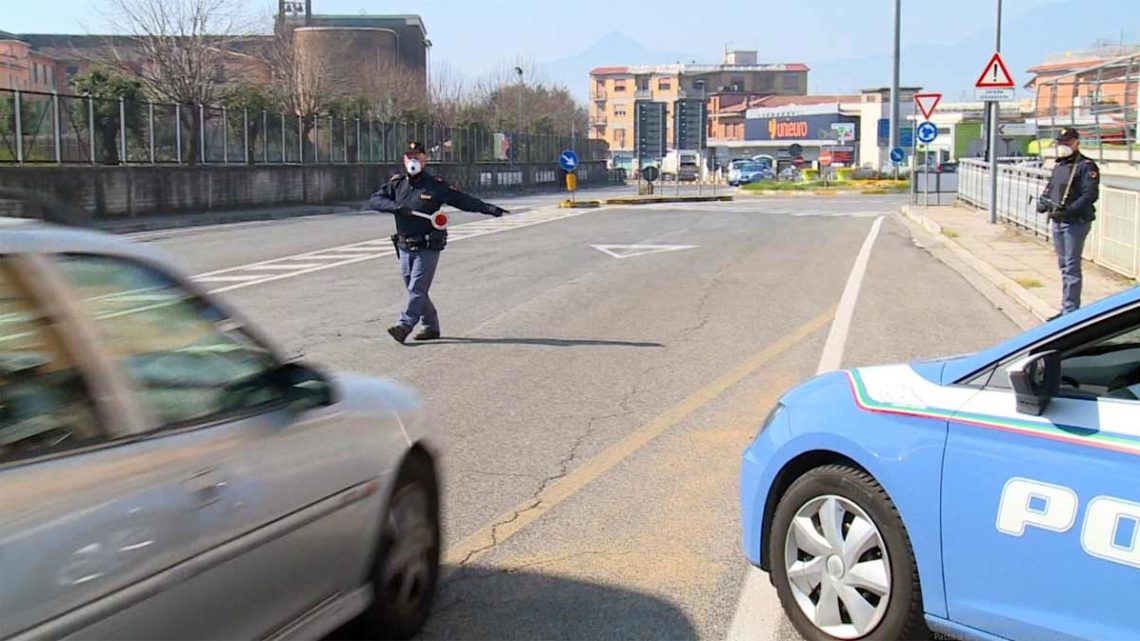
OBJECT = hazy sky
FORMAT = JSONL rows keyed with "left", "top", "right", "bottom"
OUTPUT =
{"left": 1, "top": 0, "right": 1069, "bottom": 75}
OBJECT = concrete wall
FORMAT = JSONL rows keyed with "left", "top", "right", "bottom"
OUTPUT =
{"left": 0, "top": 161, "right": 608, "bottom": 225}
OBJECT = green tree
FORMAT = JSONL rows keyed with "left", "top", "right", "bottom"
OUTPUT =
{"left": 220, "top": 83, "right": 277, "bottom": 164}
{"left": 70, "top": 68, "right": 145, "bottom": 165}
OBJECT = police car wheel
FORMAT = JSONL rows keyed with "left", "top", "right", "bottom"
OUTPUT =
{"left": 353, "top": 453, "right": 441, "bottom": 640}
{"left": 770, "top": 465, "right": 927, "bottom": 641}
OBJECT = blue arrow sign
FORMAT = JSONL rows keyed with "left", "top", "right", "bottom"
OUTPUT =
{"left": 916, "top": 121, "right": 939, "bottom": 145}
{"left": 559, "top": 149, "right": 579, "bottom": 172}
{"left": 890, "top": 147, "right": 905, "bottom": 163}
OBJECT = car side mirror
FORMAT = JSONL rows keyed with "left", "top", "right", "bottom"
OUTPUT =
{"left": 1007, "top": 351, "right": 1061, "bottom": 416}
{"left": 276, "top": 361, "right": 336, "bottom": 410}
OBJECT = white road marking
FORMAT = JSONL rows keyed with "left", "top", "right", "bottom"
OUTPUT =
{"left": 190, "top": 206, "right": 605, "bottom": 294}
{"left": 725, "top": 215, "right": 886, "bottom": 641}
{"left": 590, "top": 244, "right": 699, "bottom": 259}
{"left": 817, "top": 215, "right": 885, "bottom": 373}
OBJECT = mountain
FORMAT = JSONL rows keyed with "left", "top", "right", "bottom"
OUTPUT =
{"left": 537, "top": 31, "right": 698, "bottom": 100}
{"left": 808, "top": 0, "right": 1137, "bottom": 97}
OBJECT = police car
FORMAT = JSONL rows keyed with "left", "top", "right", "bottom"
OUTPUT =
{"left": 741, "top": 286, "right": 1140, "bottom": 641}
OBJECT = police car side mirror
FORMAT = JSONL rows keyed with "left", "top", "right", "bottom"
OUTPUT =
{"left": 1007, "top": 351, "right": 1061, "bottom": 416}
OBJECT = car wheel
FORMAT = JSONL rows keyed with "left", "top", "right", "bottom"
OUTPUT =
{"left": 769, "top": 465, "right": 927, "bottom": 641}
{"left": 356, "top": 454, "right": 441, "bottom": 640}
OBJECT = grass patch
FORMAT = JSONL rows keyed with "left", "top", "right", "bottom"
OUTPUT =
{"left": 1014, "top": 277, "right": 1044, "bottom": 289}
{"left": 942, "top": 228, "right": 960, "bottom": 239}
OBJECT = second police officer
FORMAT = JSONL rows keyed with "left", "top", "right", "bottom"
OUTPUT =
{"left": 1037, "top": 127, "right": 1100, "bottom": 319}
{"left": 369, "top": 141, "right": 509, "bottom": 344}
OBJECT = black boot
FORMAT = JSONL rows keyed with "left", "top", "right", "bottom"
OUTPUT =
{"left": 414, "top": 329, "right": 442, "bottom": 341}
{"left": 387, "top": 325, "right": 410, "bottom": 344}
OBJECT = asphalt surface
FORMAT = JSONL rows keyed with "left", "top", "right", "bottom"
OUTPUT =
{"left": 141, "top": 189, "right": 1029, "bottom": 640}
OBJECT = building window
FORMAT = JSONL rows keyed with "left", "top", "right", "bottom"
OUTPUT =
{"left": 639, "top": 79, "right": 649, "bottom": 91}
{"left": 658, "top": 79, "right": 672, "bottom": 91}
{"left": 782, "top": 74, "right": 799, "bottom": 91}
{"left": 614, "top": 128, "right": 627, "bottom": 148}
{"left": 614, "top": 82, "right": 627, "bottom": 93}
{"left": 32, "top": 64, "right": 38, "bottom": 84}
{"left": 614, "top": 106, "right": 627, "bottom": 117}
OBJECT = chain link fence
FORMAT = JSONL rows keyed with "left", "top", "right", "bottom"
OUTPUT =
{"left": 0, "top": 87, "right": 608, "bottom": 167}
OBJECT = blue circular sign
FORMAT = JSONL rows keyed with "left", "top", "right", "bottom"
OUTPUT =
{"left": 559, "top": 149, "right": 579, "bottom": 172}
{"left": 916, "top": 121, "right": 939, "bottom": 145}
{"left": 890, "top": 147, "right": 905, "bottom": 163}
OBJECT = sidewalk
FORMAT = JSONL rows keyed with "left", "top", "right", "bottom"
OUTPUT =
{"left": 901, "top": 204, "right": 1135, "bottom": 321}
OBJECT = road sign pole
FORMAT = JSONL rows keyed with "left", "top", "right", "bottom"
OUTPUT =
{"left": 988, "top": 0, "right": 1003, "bottom": 225}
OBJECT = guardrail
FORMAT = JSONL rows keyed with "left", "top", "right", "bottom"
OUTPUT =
{"left": 958, "top": 158, "right": 1140, "bottom": 279}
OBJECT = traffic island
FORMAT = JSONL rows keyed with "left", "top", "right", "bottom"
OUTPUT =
{"left": 558, "top": 200, "right": 603, "bottom": 208}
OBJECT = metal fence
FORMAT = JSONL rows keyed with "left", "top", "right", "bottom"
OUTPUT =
{"left": 1031, "top": 50, "right": 1140, "bottom": 166}
{"left": 958, "top": 158, "right": 1140, "bottom": 279}
{"left": 0, "top": 88, "right": 607, "bottom": 166}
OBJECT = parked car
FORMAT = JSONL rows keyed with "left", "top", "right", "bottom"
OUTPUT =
{"left": 729, "top": 162, "right": 775, "bottom": 186}
{"left": 741, "top": 285, "right": 1140, "bottom": 641}
{"left": 0, "top": 219, "right": 441, "bottom": 640}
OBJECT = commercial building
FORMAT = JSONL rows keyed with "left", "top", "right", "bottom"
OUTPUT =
{"left": 708, "top": 87, "right": 927, "bottom": 170}
{"left": 588, "top": 50, "right": 809, "bottom": 169}
{"left": 1022, "top": 45, "right": 1139, "bottom": 147}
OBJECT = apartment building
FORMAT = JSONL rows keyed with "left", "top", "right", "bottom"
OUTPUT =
{"left": 588, "top": 51, "right": 809, "bottom": 169}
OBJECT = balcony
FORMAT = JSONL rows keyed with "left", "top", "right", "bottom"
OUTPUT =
{"left": 635, "top": 89, "right": 653, "bottom": 100}
{"left": 590, "top": 88, "right": 608, "bottom": 101}
{"left": 590, "top": 117, "right": 608, "bottom": 127}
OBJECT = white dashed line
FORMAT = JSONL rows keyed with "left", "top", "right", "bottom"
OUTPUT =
{"left": 190, "top": 207, "right": 605, "bottom": 294}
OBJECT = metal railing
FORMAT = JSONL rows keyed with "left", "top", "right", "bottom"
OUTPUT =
{"left": 0, "top": 87, "right": 607, "bottom": 166}
{"left": 958, "top": 158, "right": 1140, "bottom": 279}
{"left": 1031, "top": 51, "right": 1140, "bottom": 166}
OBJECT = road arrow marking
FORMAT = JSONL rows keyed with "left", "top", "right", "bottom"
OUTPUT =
{"left": 590, "top": 244, "right": 698, "bottom": 259}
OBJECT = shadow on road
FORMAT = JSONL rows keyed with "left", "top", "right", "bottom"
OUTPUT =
{"left": 409, "top": 337, "right": 665, "bottom": 348}
{"left": 418, "top": 567, "right": 699, "bottom": 641}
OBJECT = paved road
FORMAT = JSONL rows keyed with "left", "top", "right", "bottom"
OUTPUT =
{"left": 142, "top": 192, "right": 1031, "bottom": 640}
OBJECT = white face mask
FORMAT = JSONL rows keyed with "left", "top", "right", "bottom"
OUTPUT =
{"left": 1057, "top": 144, "right": 1074, "bottom": 158}
{"left": 404, "top": 158, "right": 423, "bottom": 175}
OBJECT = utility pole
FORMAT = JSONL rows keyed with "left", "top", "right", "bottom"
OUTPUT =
{"left": 889, "top": 0, "right": 901, "bottom": 152}
{"left": 988, "top": 0, "right": 1003, "bottom": 224}
{"left": 515, "top": 66, "right": 524, "bottom": 166}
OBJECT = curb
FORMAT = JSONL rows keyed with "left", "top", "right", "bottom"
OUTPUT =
{"left": 737, "top": 189, "right": 909, "bottom": 197}
{"left": 560, "top": 195, "right": 734, "bottom": 208}
{"left": 900, "top": 206, "right": 1058, "bottom": 322}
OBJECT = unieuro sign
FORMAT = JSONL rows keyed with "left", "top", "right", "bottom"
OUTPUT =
{"left": 767, "top": 120, "right": 810, "bottom": 140}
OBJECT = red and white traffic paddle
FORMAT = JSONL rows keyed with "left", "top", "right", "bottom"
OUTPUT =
{"left": 411, "top": 211, "right": 449, "bottom": 230}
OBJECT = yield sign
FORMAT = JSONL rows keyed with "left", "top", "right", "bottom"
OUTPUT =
{"left": 914, "top": 93, "right": 942, "bottom": 120}
{"left": 590, "top": 244, "right": 698, "bottom": 259}
{"left": 975, "top": 52, "right": 1015, "bottom": 88}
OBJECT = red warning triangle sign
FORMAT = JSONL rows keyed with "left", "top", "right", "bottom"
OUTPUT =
{"left": 914, "top": 93, "right": 942, "bottom": 120}
{"left": 975, "top": 52, "right": 1015, "bottom": 88}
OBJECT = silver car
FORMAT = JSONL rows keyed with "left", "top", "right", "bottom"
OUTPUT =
{"left": 0, "top": 219, "right": 441, "bottom": 640}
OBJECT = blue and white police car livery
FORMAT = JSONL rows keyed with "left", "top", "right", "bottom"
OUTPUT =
{"left": 741, "top": 286, "right": 1140, "bottom": 641}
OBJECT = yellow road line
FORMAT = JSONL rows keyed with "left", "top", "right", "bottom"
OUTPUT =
{"left": 444, "top": 306, "right": 837, "bottom": 567}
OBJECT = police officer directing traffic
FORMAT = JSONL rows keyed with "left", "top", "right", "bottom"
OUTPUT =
{"left": 1037, "top": 127, "right": 1100, "bottom": 318}
{"left": 369, "top": 141, "right": 509, "bottom": 343}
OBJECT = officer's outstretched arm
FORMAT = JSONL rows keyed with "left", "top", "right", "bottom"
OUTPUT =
{"left": 368, "top": 179, "right": 403, "bottom": 214}
{"left": 442, "top": 181, "right": 507, "bottom": 216}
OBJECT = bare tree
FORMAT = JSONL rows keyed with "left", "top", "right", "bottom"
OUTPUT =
{"left": 97, "top": 0, "right": 257, "bottom": 162}
{"left": 256, "top": 29, "right": 350, "bottom": 142}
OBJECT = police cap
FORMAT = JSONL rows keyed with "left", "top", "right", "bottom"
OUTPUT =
{"left": 405, "top": 141, "right": 426, "bottom": 156}
{"left": 1055, "top": 127, "right": 1080, "bottom": 142}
